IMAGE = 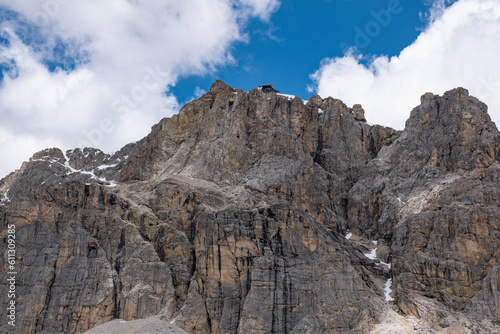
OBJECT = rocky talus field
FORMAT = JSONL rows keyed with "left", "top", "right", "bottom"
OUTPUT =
{"left": 1, "top": 81, "right": 500, "bottom": 333}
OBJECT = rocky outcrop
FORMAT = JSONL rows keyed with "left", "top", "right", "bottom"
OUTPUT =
{"left": 0, "top": 149, "right": 174, "bottom": 333}
{"left": 1, "top": 82, "right": 500, "bottom": 333}
{"left": 347, "top": 88, "right": 500, "bottom": 329}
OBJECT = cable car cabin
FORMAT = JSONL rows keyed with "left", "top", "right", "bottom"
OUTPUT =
{"left": 89, "top": 242, "right": 98, "bottom": 249}
{"left": 261, "top": 84, "right": 280, "bottom": 93}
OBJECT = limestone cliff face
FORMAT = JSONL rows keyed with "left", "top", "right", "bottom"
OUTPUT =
{"left": 347, "top": 88, "right": 500, "bottom": 324}
{"left": 1, "top": 81, "right": 499, "bottom": 333}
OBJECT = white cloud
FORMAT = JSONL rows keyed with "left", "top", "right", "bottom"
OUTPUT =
{"left": 0, "top": 128, "right": 59, "bottom": 176}
{"left": 0, "top": 0, "right": 280, "bottom": 177}
{"left": 240, "top": 0, "right": 281, "bottom": 21}
{"left": 194, "top": 87, "right": 206, "bottom": 98}
{"left": 310, "top": 0, "right": 500, "bottom": 131}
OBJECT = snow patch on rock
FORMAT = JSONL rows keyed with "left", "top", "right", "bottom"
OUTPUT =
{"left": 364, "top": 241, "right": 378, "bottom": 260}
{"left": 385, "top": 278, "right": 394, "bottom": 302}
{"left": 1, "top": 188, "right": 11, "bottom": 204}
{"left": 277, "top": 93, "right": 296, "bottom": 100}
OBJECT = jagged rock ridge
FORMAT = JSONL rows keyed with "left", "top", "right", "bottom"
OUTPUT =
{"left": 1, "top": 81, "right": 499, "bottom": 334}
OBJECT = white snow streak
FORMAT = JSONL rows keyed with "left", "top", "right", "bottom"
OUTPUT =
{"left": 385, "top": 278, "right": 394, "bottom": 302}
{"left": 107, "top": 181, "right": 118, "bottom": 187}
{"left": 364, "top": 240, "right": 379, "bottom": 259}
{"left": 276, "top": 93, "right": 296, "bottom": 100}
{"left": 1, "top": 188, "right": 11, "bottom": 204}
{"left": 97, "top": 163, "right": 118, "bottom": 170}
{"left": 378, "top": 260, "right": 392, "bottom": 270}
{"left": 62, "top": 151, "right": 107, "bottom": 182}
{"left": 364, "top": 247, "right": 377, "bottom": 260}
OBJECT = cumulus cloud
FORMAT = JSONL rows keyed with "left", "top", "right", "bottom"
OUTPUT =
{"left": 0, "top": 0, "right": 280, "bottom": 177}
{"left": 240, "top": 0, "right": 281, "bottom": 21}
{"left": 310, "top": 0, "right": 500, "bottom": 130}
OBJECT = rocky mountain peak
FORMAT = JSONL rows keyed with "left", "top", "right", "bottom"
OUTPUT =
{"left": 118, "top": 81, "right": 400, "bottom": 186}
{"left": 391, "top": 87, "right": 500, "bottom": 175}
{"left": 208, "top": 79, "right": 237, "bottom": 93}
{"left": 412, "top": 87, "right": 490, "bottom": 129}
{"left": 1, "top": 82, "right": 500, "bottom": 334}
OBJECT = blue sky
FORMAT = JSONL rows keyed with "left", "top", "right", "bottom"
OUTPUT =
{"left": 0, "top": 0, "right": 499, "bottom": 178}
{"left": 172, "top": 0, "right": 431, "bottom": 102}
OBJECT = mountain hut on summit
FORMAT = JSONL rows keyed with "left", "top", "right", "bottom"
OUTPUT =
{"left": 261, "top": 84, "right": 280, "bottom": 93}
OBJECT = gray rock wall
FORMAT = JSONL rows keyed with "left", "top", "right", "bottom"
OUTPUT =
{"left": 1, "top": 81, "right": 499, "bottom": 333}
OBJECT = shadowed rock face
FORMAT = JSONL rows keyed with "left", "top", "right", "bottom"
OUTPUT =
{"left": 1, "top": 81, "right": 500, "bottom": 334}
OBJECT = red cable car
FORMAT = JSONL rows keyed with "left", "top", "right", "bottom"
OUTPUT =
{"left": 89, "top": 242, "right": 98, "bottom": 249}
